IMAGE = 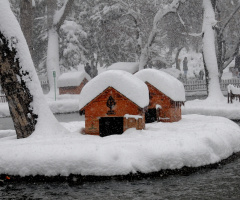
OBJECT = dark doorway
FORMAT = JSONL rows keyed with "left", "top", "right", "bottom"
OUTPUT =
{"left": 99, "top": 117, "right": 123, "bottom": 137}
{"left": 145, "top": 108, "right": 157, "bottom": 123}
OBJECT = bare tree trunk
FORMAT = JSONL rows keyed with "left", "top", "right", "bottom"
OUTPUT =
{"left": 20, "top": 0, "right": 33, "bottom": 57}
{"left": 0, "top": 32, "right": 38, "bottom": 139}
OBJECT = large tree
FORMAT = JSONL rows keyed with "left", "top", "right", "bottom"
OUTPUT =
{"left": 46, "top": 0, "right": 74, "bottom": 94}
{"left": 0, "top": 0, "right": 66, "bottom": 139}
{"left": 20, "top": 0, "right": 34, "bottom": 57}
{"left": 214, "top": 0, "right": 240, "bottom": 79}
{"left": 202, "top": 0, "right": 224, "bottom": 100}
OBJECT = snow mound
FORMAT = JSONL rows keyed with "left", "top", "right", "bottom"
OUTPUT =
{"left": 182, "top": 98, "right": 240, "bottom": 120}
{"left": 57, "top": 71, "right": 91, "bottom": 87}
{"left": 135, "top": 69, "right": 185, "bottom": 101}
{"left": 107, "top": 62, "right": 139, "bottom": 74}
{"left": 79, "top": 70, "right": 149, "bottom": 109}
{"left": 0, "top": 115, "right": 240, "bottom": 177}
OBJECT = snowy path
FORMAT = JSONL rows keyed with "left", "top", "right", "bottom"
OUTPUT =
{"left": 0, "top": 115, "right": 240, "bottom": 177}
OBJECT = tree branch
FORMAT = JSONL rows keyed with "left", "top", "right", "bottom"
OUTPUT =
{"left": 55, "top": 0, "right": 74, "bottom": 33}
{"left": 220, "top": 3, "right": 240, "bottom": 36}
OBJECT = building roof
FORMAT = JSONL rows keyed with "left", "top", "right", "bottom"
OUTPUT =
{"left": 107, "top": 62, "right": 139, "bottom": 74}
{"left": 135, "top": 69, "right": 185, "bottom": 101}
{"left": 57, "top": 71, "right": 91, "bottom": 87}
{"left": 79, "top": 70, "right": 149, "bottom": 110}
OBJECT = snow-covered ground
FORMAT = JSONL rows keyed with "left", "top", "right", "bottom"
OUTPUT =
{"left": 182, "top": 98, "right": 240, "bottom": 120}
{"left": 1, "top": 94, "right": 240, "bottom": 120}
{"left": 0, "top": 94, "right": 80, "bottom": 117}
{"left": 0, "top": 115, "right": 240, "bottom": 177}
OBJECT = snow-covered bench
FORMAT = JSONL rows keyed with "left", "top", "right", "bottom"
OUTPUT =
{"left": 227, "top": 84, "right": 240, "bottom": 103}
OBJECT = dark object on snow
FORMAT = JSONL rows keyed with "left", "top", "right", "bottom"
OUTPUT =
{"left": 183, "top": 57, "right": 188, "bottom": 71}
{"left": 199, "top": 70, "right": 204, "bottom": 80}
{"left": 84, "top": 63, "right": 91, "bottom": 76}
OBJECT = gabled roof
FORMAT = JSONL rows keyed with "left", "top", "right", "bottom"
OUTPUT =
{"left": 57, "top": 71, "right": 91, "bottom": 87}
{"left": 79, "top": 70, "right": 149, "bottom": 110}
{"left": 135, "top": 69, "right": 185, "bottom": 101}
{"left": 107, "top": 62, "right": 139, "bottom": 74}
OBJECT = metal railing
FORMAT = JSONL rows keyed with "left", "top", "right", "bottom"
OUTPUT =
{"left": 1, "top": 79, "right": 240, "bottom": 103}
{"left": 183, "top": 79, "right": 240, "bottom": 92}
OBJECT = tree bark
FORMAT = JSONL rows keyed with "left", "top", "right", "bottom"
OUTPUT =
{"left": 20, "top": 0, "right": 33, "bottom": 57}
{"left": 0, "top": 32, "right": 38, "bottom": 138}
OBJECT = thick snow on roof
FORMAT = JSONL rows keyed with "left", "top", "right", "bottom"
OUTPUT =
{"left": 135, "top": 69, "right": 185, "bottom": 101}
{"left": 79, "top": 70, "right": 149, "bottom": 109}
{"left": 58, "top": 71, "right": 91, "bottom": 87}
{"left": 107, "top": 62, "right": 139, "bottom": 74}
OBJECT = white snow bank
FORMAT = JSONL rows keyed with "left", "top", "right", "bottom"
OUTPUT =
{"left": 135, "top": 69, "right": 185, "bottom": 101}
{"left": 79, "top": 70, "right": 149, "bottom": 109}
{"left": 107, "top": 62, "right": 139, "bottom": 74}
{"left": 0, "top": 115, "right": 240, "bottom": 176}
{"left": 182, "top": 98, "right": 240, "bottom": 120}
{"left": 57, "top": 71, "right": 91, "bottom": 87}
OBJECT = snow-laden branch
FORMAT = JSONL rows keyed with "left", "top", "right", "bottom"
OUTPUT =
{"left": 54, "top": 0, "right": 74, "bottom": 32}
{"left": 139, "top": 0, "right": 186, "bottom": 70}
{"left": 153, "top": 0, "right": 185, "bottom": 28}
{"left": 219, "top": 3, "right": 240, "bottom": 36}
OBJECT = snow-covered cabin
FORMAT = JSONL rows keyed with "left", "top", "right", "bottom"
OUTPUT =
{"left": 79, "top": 70, "right": 149, "bottom": 136}
{"left": 135, "top": 69, "right": 185, "bottom": 123}
{"left": 57, "top": 71, "right": 91, "bottom": 95}
{"left": 107, "top": 62, "right": 139, "bottom": 74}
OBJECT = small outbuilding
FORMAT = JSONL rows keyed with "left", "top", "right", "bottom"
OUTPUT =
{"left": 135, "top": 69, "right": 185, "bottom": 123}
{"left": 58, "top": 71, "right": 91, "bottom": 95}
{"left": 79, "top": 70, "right": 149, "bottom": 137}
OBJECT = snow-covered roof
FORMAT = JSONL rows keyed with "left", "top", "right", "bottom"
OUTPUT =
{"left": 79, "top": 70, "right": 149, "bottom": 109}
{"left": 57, "top": 71, "right": 91, "bottom": 87}
{"left": 107, "top": 62, "right": 139, "bottom": 74}
{"left": 135, "top": 69, "right": 185, "bottom": 101}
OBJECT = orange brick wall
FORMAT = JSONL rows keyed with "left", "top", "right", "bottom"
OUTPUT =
{"left": 59, "top": 78, "right": 88, "bottom": 95}
{"left": 82, "top": 87, "right": 145, "bottom": 135}
{"left": 146, "top": 82, "right": 182, "bottom": 122}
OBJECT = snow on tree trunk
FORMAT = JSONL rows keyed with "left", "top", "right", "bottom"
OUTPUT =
{"left": 202, "top": 0, "right": 224, "bottom": 101}
{"left": 138, "top": 0, "right": 185, "bottom": 70}
{"left": 0, "top": 0, "right": 67, "bottom": 138}
{"left": 46, "top": 0, "right": 74, "bottom": 94}
{"left": 46, "top": 29, "right": 60, "bottom": 94}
